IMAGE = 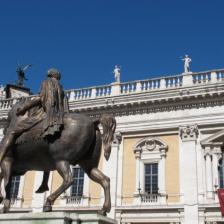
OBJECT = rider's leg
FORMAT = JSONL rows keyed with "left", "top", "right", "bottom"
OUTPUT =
{"left": 36, "top": 171, "right": 50, "bottom": 193}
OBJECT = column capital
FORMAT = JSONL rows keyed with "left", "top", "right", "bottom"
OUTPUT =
{"left": 204, "top": 146, "right": 212, "bottom": 157}
{"left": 113, "top": 132, "right": 122, "bottom": 145}
{"left": 213, "top": 146, "right": 222, "bottom": 155}
{"left": 179, "top": 124, "right": 198, "bottom": 141}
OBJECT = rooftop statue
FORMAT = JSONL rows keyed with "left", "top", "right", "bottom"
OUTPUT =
{"left": 181, "top": 54, "right": 192, "bottom": 73}
{"left": 0, "top": 68, "right": 116, "bottom": 215}
{"left": 113, "top": 65, "right": 121, "bottom": 83}
{"left": 16, "top": 63, "right": 31, "bottom": 86}
{"left": 0, "top": 85, "right": 5, "bottom": 99}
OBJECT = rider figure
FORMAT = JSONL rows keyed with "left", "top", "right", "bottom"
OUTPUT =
{"left": 0, "top": 68, "right": 69, "bottom": 164}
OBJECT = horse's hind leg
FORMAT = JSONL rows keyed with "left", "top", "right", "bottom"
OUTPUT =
{"left": 81, "top": 165, "right": 111, "bottom": 216}
{"left": 1, "top": 158, "right": 13, "bottom": 213}
{"left": 43, "top": 161, "right": 73, "bottom": 212}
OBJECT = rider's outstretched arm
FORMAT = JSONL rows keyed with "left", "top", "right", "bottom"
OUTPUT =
{"left": 17, "top": 97, "right": 41, "bottom": 116}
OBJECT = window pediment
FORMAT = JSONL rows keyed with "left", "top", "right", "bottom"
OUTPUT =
{"left": 201, "top": 129, "right": 224, "bottom": 147}
{"left": 133, "top": 137, "right": 168, "bottom": 158}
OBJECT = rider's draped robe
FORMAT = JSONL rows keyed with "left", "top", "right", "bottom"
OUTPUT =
{"left": 40, "top": 77, "right": 69, "bottom": 137}
{"left": 5, "top": 77, "right": 69, "bottom": 139}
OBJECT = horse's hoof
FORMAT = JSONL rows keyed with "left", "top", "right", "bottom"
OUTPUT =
{"left": 35, "top": 185, "right": 49, "bottom": 193}
{"left": 43, "top": 205, "right": 52, "bottom": 212}
{"left": 97, "top": 210, "right": 107, "bottom": 216}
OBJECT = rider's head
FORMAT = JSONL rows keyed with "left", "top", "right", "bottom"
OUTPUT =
{"left": 47, "top": 68, "right": 61, "bottom": 80}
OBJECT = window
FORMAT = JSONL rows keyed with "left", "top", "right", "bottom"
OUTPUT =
{"left": 219, "top": 156, "right": 224, "bottom": 188}
{"left": 71, "top": 167, "right": 84, "bottom": 197}
{"left": 133, "top": 137, "right": 168, "bottom": 204}
{"left": 10, "top": 176, "right": 20, "bottom": 199}
{"left": 145, "top": 163, "right": 158, "bottom": 194}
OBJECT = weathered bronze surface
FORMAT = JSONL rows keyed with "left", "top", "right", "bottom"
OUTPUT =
{"left": 0, "top": 69, "right": 116, "bottom": 215}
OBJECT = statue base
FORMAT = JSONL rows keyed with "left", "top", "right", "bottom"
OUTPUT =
{"left": 0, "top": 211, "right": 117, "bottom": 224}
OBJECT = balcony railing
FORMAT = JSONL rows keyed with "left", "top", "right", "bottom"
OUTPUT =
{"left": 66, "top": 196, "right": 83, "bottom": 205}
{"left": 1, "top": 69, "right": 224, "bottom": 111}
{"left": 140, "top": 193, "right": 158, "bottom": 203}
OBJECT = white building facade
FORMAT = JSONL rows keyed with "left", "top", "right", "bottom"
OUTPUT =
{"left": 1, "top": 69, "right": 224, "bottom": 224}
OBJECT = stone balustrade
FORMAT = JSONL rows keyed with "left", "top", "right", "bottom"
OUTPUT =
{"left": 0, "top": 69, "right": 224, "bottom": 112}
{"left": 140, "top": 193, "right": 158, "bottom": 203}
{"left": 66, "top": 69, "right": 224, "bottom": 101}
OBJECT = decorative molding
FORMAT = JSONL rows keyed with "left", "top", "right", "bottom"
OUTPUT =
{"left": 179, "top": 124, "right": 198, "bottom": 141}
{"left": 133, "top": 137, "right": 168, "bottom": 159}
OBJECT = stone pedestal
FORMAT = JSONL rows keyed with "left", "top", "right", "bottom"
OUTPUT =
{"left": 0, "top": 212, "right": 117, "bottom": 224}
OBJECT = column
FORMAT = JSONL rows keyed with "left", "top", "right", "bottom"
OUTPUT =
{"left": 102, "top": 132, "right": 121, "bottom": 219}
{"left": 212, "top": 146, "right": 222, "bottom": 202}
{"left": 204, "top": 147, "right": 214, "bottom": 200}
{"left": 158, "top": 148, "right": 166, "bottom": 203}
{"left": 196, "top": 141, "right": 205, "bottom": 204}
{"left": 179, "top": 125, "right": 199, "bottom": 224}
{"left": 116, "top": 134, "right": 124, "bottom": 206}
{"left": 133, "top": 147, "right": 141, "bottom": 204}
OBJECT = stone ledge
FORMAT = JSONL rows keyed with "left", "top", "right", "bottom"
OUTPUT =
{"left": 0, "top": 211, "right": 117, "bottom": 224}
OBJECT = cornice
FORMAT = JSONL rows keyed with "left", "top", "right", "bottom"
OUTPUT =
{"left": 74, "top": 93, "right": 224, "bottom": 118}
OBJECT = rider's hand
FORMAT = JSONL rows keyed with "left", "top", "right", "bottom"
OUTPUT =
{"left": 16, "top": 108, "right": 26, "bottom": 116}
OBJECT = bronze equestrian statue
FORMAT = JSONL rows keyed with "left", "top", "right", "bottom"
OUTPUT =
{"left": 0, "top": 69, "right": 116, "bottom": 215}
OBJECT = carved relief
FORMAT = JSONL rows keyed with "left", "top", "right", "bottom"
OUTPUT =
{"left": 179, "top": 125, "right": 198, "bottom": 141}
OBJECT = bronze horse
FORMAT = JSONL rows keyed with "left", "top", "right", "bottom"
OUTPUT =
{"left": 0, "top": 99, "right": 116, "bottom": 215}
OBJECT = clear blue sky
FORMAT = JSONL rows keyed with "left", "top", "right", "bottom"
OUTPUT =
{"left": 0, "top": 0, "right": 224, "bottom": 92}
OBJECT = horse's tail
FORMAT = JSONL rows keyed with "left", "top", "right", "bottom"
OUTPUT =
{"left": 94, "top": 115, "right": 116, "bottom": 161}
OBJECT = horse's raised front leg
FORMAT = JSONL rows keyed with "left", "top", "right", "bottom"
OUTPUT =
{"left": 43, "top": 161, "right": 73, "bottom": 212}
{"left": 89, "top": 168, "right": 111, "bottom": 216}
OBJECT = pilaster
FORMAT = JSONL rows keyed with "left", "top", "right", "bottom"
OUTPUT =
{"left": 158, "top": 148, "right": 166, "bottom": 203}
{"left": 31, "top": 171, "right": 46, "bottom": 212}
{"left": 212, "top": 146, "right": 222, "bottom": 202}
{"left": 179, "top": 124, "right": 199, "bottom": 224}
{"left": 204, "top": 147, "right": 214, "bottom": 200}
{"left": 102, "top": 132, "right": 121, "bottom": 219}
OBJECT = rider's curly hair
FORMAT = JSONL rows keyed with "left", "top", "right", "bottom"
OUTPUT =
{"left": 47, "top": 68, "right": 61, "bottom": 80}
